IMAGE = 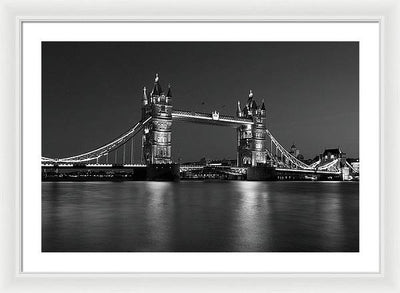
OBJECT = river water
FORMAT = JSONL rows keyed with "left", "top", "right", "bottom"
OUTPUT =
{"left": 42, "top": 181, "right": 359, "bottom": 252}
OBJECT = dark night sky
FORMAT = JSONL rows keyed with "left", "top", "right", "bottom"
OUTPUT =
{"left": 42, "top": 42, "right": 359, "bottom": 162}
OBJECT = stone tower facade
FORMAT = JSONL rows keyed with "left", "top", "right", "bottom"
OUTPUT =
{"left": 236, "top": 90, "right": 267, "bottom": 167}
{"left": 141, "top": 74, "right": 173, "bottom": 165}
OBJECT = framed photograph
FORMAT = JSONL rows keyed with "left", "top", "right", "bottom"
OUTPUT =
{"left": 23, "top": 21, "right": 377, "bottom": 274}
{"left": 1, "top": 0, "right": 398, "bottom": 292}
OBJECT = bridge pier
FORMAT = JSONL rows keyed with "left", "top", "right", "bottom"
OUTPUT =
{"left": 247, "top": 166, "right": 277, "bottom": 181}
{"left": 146, "top": 163, "right": 180, "bottom": 181}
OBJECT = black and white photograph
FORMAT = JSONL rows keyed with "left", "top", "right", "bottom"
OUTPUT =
{"left": 41, "top": 41, "right": 359, "bottom": 253}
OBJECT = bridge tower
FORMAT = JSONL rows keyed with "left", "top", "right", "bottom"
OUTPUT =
{"left": 141, "top": 74, "right": 173, "bottom": 165}
{"left": 236, "top": 90, "right": 267, "bottom": 167}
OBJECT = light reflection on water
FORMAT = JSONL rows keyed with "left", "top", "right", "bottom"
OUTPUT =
{"left": 42, "top": 181, "right": 359, "bottom": 252}
{"left": 233, "top": 182, "right": 271, "bottom": 251}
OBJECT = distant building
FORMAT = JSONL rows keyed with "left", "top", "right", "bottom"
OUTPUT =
{"left": 289, "top": 143, "right": 300, "bottom": 158}
{"left": 351, "top": 161, "right": 360, "bottom": 173}
{"left": 320, "top": 148, "right": 347, "bottom": 168}
{"left": 321, "top": 148, "right": 346, "bottom": 161}
{"left": 199, "top": 157, "right": 209, "bottom": 166}
{"left": 303, "top": 158, "right": 316, "bottom": 165}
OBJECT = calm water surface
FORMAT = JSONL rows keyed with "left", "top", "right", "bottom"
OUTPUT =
{"left": 42, "top": 181, "right": 359, "bottom": 252}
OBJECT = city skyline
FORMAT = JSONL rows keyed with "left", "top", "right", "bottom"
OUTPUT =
{"left": 42, "top": 42, "right": 359, "bottom": 162}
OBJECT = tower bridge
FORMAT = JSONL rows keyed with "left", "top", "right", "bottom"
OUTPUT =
{"left": 42, "top": 74, "right": 358, "bottom": 181}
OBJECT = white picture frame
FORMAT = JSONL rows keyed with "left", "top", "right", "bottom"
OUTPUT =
{"left": 1, "top": 0, "right": 398, "bottom": 292}
{"left": 22, "top": 21, "right": 379, "bottom": 274}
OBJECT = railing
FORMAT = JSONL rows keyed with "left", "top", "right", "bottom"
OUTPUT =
{"left": 266, "top": 129, "right": 314, "bottom": 170}
{"left": 316, "top": 159, "right": 340, "bottom": 171}
{"left": 275, "top": 168, "right": 342, "bottom": 174}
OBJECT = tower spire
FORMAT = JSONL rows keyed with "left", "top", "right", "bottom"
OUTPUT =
{"left": 152, "top": 73, "right": 162, "bottom": 96}
{"left": 142, "top": 86, "right": 148, "bottom": 105}
{"left": 261, "top": 98, "right": 266, "bottom": 110}
{"left": 236, "top": 100, "right": 242, "bottom": 117}
{"left": 249, "top": 90, "right": 253, "bottom": 98}
{"left": 166, "top": 83, "right": 172, "bottom": 97}
{"left": 251, "top": 99, "right": 258, "bottom": 110}
{"left": 246, "top": 89, "right": 254, "bottom": 108}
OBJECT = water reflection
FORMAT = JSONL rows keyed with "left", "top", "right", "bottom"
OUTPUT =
{"left": 42, "top": 181, "right": 359, "bottom": 252}
{"left": 232, "top": 182, "right": 271, "bottom": 251}
{"left": 144, "top": 182, "right": 174, "bottom": 251}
